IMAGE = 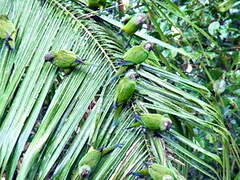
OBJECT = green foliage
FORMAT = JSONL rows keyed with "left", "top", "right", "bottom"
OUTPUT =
{"left": 0, "top": 0, "right": 239, "bottom": 180}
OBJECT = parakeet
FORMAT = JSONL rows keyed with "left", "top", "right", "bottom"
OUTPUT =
{"left": 132, "top": 163, "right": 176, "bottom": 180}
{"left": 129, "top": 113, "right": 172, "bottom": 132}
{"left": 87, "top": 0, "right": 106, "bottom": 9}
{"left": 71, "top": 144, "right": 121, "bottom": 180}
{"left": 44, "top": 50, "right": 88, "bottom": 74}
{"left": 217, "top": 0, "right": 236, "bottom": 12}
{"left": 121, "top": 13, "right": 146, "bottom": 47}
{"left": 119, "top": 41, "right": 153, "bottom": 66}
{"left": 121, "top": 13, "right": 146, "bottom": 36}
{"left": 112, "top": 42, "right": 153, "bottom": 80}
{"left": 113, "top": 71, "right": 137, "bottom": 124}
{"left": 0, "top": 14, "right": 17, "bottom": 49}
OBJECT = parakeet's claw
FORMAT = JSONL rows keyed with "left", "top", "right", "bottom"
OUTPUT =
{"left": 116, "top": 60, "right": 132, "bottom": 66}
{"left": 111, "top": 102, "right": 118, "bottom": 110}
{"left": 97, "top": 147, "right": 104, "bottom": 152}
{"left": 5, "top": 33, "right": 12, "bottom": 41}
{"left": 133, "top": 114, "right": 141, "bottom": 121}
{"left": 117, "top": 30, "right": 123, "bottom": 36}
{"left": 143, "top": 162, "right": 152, "bottom": 167}
{"left": 130, "top": 172, "right": 145, "bottom": 179}
{"left": 115, "top": 143, "right": 123, "bottom": 148}
{"left": 153, "top": 132, "right": 163, "bottom": 138}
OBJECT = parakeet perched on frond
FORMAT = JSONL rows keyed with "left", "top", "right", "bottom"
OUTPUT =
{"left": 87, "top": 0, "right": 106, "bottom": 9}
{"left": 121, "top": 13, "right": 146, "bottom": 36}
{"left": 112, "top": 42, "right": 153, "bottom": 80}
{"left": 132, "top": 163, "right": 176, "bottom": 180}
{"left": 0, "top": 14, "right": 17, "bottom": 49}
{"left": 129, "top": 113, "right": 172, "bottom": 132}
{"left": 44, "top": 50, "right": 90, "bottom": 74}
{"left": 217, "top": 0, "right": 236, "bottom": 12}
{"left": 120, "top": 13, "right": 147, "bottom": 47}
{"left": 113, "top": 71, "right": 137, "bottom": 124}
{"left": 71, "top": 144, "right": 122, "bottom": 180}
{"left": 120, "top": 41, "right": 153, "bottom": 66}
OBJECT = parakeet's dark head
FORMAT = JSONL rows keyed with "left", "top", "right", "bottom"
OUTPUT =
{"left": 143, "top": 41, "right": 154, "bottom": 51}
{"left": 79, "top": 165, "right": 91, "bottom": 178}
{"left": 125, "top": 70, "right": 137, "bottom": 81}
{"left": 162, "top": 175, "right": 174, "bottom": 180}
{"left": 136, "top": 13, "right": 146, "bottom": 25}
{"left": 162, "top": 118, "right": 172, "bottom": 131}
{"left": 44, "top": 53, "right": 54, "bottom": 62}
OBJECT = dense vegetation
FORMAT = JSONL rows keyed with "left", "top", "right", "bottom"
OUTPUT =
{"left": 0, "top": 0, "right": 239, "bottom": 179}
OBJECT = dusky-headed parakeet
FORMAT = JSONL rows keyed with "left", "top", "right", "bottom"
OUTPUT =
{"left": 120, "top": 41, "right": 153, "bottom": 66}
{"left": 218, "top": 0, "right": 236, "bottom": 12}
{"left": 71, "top": 144, "right": 122, "bottom": 180}
{"left": 121, "top": 13, "right": 146, "bottom": 36}
{"left": 87, "top": 0, "right": 106, "bottom": 9}
{"left": 112, "top": 41, "right": 153, "bottom": 80}
{"left": 0, "top": 14, "right": 17, "bottom": 49}
{"left": 129, "top": 113, "right": 172, "bottom": 132}
{"left": 121, "top": 13, "right": 147, "bottom": 47}
{"left": 132, "top": 163, "right": 176, "bottom": 180}
{"left": 113, "top": 71, "right": 137, "bottom": 124}
{"left": 44, "top": 50, "right": 89, "bottom": 74}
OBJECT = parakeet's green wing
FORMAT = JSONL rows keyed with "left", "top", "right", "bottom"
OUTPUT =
{"left": 78, "top": 150, "right": 102, "bottom": 169}
{"left": 115, "top": 77, "right": 136, "bottom": 105}
{"left": 149, "top": 164, "right": 175, "bottom": 180}
{"left": 52, "top": 50, "right": 77, "bottom": 68}
{"left": 121, "top": 15, "right": 139, "bottom": 35}
{"left": 0, "top": 16, "right": 16, "bottom": 40}
{"left": 140, "top": 114, "right": 163, "bottom": 131}
{"left": 123, "top": 46, "right": 149, "bottom": 64}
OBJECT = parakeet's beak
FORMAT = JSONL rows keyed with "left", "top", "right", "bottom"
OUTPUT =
{"left": 143, "top": 161, "right": 152, "bottom": 167}
{"left": 44, "top": 53, "right": 54, "bottom": 62}
{"left": 165, "top": 120, "right": 172, "bottom": 131}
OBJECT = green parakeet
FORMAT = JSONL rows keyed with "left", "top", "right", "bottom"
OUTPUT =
{"left": 121, "top": 13, "right": 146, "bottom": 36}
{"left": 113, "top": 71, "right": 137, "bottom": 124}
{"left": 44, "top": 50, "right": 88, "bottom": 74}
{"left": 71, "top": 144, "right": 121, "bottom": 180}
{"left": 132, "top": 163, "right": 175, "bottom": 180}
{"left": 120, "top": 41, "right": 153, "bottom": 66}
{"left": 87, "top": 0, "right": 106, "bottom": 9}
{"left": 148, "top": 164, "right": 175, "bottom": 180}
{"left": 112, "top": 42, "right": 153, "bottom": 80}
{"left": 217, "top": 0, "right": 236, "bottom": 12}
{"left": 130, "top": 113, "right": 172, "bottom": 132}
{"left": 0, "top": 14, "right": 17, "bottom": 49}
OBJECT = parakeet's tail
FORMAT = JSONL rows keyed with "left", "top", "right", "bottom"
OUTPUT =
{"left": 100, "top": 143, "right": 123, "bottom": 155}
{"left": 75, "top": 59, "right": 98, "bottom": 67}
{"left": 109, "top": 66, "right": 128, "bottom": 83}
{"left": 127, "top": 121, "right": 141, "bottom": 129}
{"left": 113, "top": 104, "right": 123, "bottom": 125}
